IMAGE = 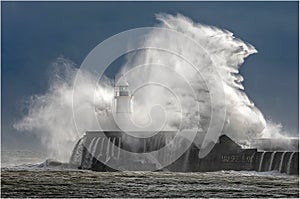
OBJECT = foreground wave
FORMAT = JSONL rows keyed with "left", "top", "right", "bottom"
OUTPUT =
{"left": 2, "top": 168, "right": 298, "bottom": 198}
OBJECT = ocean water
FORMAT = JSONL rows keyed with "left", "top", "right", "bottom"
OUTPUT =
{"left": 1, "top": 150, "right": 299, "bottom": 198}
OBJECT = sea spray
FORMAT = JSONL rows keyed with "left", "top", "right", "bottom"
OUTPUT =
{"left": 13, "top": 57, "right": 115, "bottom": 161}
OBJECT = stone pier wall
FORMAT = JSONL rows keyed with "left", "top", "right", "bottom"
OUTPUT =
{"left": 71, "top": 131, "right": 299, "bottom": 174}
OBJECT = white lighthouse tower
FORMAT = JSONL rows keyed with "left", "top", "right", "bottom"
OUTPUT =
{"left": 114, "top": 78, "right": 133, "bottom": 114}
{"left": 114, "top": 77, "right": 133, "bottom": 131}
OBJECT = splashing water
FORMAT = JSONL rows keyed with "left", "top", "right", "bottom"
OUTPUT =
{"left": 13, "top": 57, "right": 114, "bottom": 161}
{"left": 14, "top": 14, "right": 289, "bottom": 161}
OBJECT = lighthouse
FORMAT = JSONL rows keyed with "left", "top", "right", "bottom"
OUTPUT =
{"left": 114, "top": 78, "right": 133, "bottom": 114}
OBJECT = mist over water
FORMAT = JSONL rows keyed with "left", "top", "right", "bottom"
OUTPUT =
{"left": 14, "top": 14, "right": 290, "bottom": 161}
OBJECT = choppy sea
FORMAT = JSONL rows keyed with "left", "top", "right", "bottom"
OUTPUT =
{"left": 1, "top": 150, "right": 299, "bottom": 198}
